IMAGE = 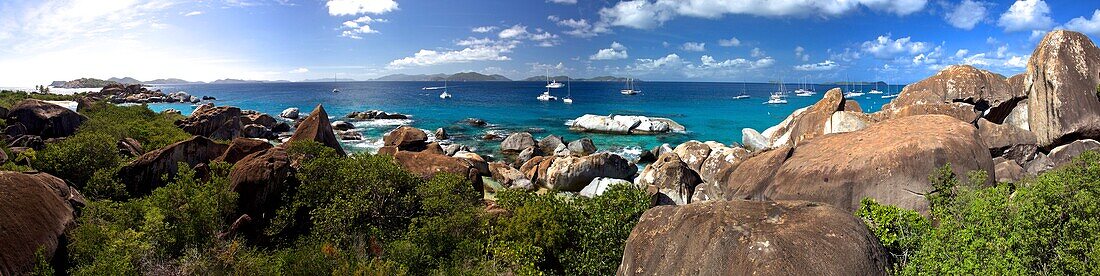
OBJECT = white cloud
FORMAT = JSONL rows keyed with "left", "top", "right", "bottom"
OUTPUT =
{"left": 955, "top": 49, "right": 969, "bottom": 58}
{"left": 944, "top": 0, "right": 988, "bottom": 30}
{"left": 793, "top": 60, "right": 838, "bottom": 71}
{"left": 472, "top": 26, "right": 498, "bottom": 33}
{"left": 531, "top": 62, "right": 567, "bottom": 72}
{"left": 548, "top": 16, "right": 608, "bottom": 37}
{"left": 499, "top": 24, "right": 528, "bottom": 39}
{"left": 717, "top": 37, "right": 741, "bottom": 47}
{"left": 184, "top": 11, "right": 203, "bottom": 16}
{"left": 548, "top": 0, "right": 577, "bottom": 4}
{"left": 699, "top": 55, "right": 774, "bottom": 69}
{"left": 860, "top": 34, "right": 930, "bottom": 59}
{"left": 455, "top": 37, "right": 494, "bottom": 46}
{"left": 1030, "top": 30, "right": 1049, "bottom": 40}
{"left": 590, "top": 42, "right": 629, "bottom": 60}
{"left": 598, "top": 0, "right": 928, "bottom": 30}
{"left": 1064, "top": 10, "right": 1100, "bottom": 36}
{"left": 529, "top": 31, "right": 561, "bottom": 47}
{"left": 290, "top": 67, "right": 309, "bottom": 73}
{"left": 681, "top": 42, "right": 706, "bottom": 52}
{"left": 1004, "top": 55, "right": 1029, "bottom": 68}
{"left": 631, "top": 53, "right": 686, "bottom": 70}
{"left": 388, "top": 43, "right": 516, "bottom": 69}
{"left": 828, "top": 48, "right": 862, "bottom": 62}
{"left": 750, "top": 47, "right": 765, "bottom": 58}
{"left": 339, "top": 15, "right": 384, "bottom": 39}
{"left": 794, "top": 46, "right": 809, "bottom": 61}
{"left": 326, "top": 0, "right": 399, "bottom": 16}
{"left": 997, "top": 0, "right": 1053, "bottom": 32}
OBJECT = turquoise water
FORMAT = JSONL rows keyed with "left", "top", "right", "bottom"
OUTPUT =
{"left": 147, "top": 81, "right": 903, "bottom": 160}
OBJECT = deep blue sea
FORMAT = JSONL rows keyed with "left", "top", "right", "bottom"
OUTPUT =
{"left": 146, "top": 81, "right": 903, "bottom": 160}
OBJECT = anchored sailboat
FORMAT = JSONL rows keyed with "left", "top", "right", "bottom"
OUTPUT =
{"left": 733, "top": 81, "right": 750, "bottom": 99}
{"left": 537, "top": 70, "right": 559, "bottom": 101}
{"left": 438, "top": 79, "right": 451, "bottom": 99}
{"left": 765, "top": 80, "right": 788, "bottom": 104}
{"left": 563, "top": 80, "right": 573, "bottom": 104}
{"left": 620, "top": 78, "right": 639, "bottom": 95}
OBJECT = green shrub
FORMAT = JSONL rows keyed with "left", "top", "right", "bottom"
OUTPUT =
{"left": 34, "top": 132, "right": 119, "bottom": 188}
{"left": 856, "top": 198, "right": 930, "bottom": 270}
{"left": 0, "top": 90, "right": 77, "bottom": 108}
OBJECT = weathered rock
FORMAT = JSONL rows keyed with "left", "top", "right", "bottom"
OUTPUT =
{"left": 7, "top": 99, "right": 87, "bottom": 139}
{"left": 271, "top": 122, "right": 291, "bottom": 133}
{"left": 995, "top": 160, "right": 1026, "bottom": 183}
{"left": 382, "top": 126, "right": 428, "bottom": 152}
{"left": 241, "top": 124, "right": 269, "bottom": 139}
{"left": 119, "top": 136, "right": 229, "bottom": 195}
{"left": 513, "top": 146, "right": 542, "bottom": 168}
{"left": 331, "top": 121, "right": 354, "bottom": 131}
{"left": 434, "top": 128, "right": 448, "bottom": 140}
{"left": 876, "top": 102, "right": 981, "bottom": 124}
{"left": 453, "top": 151, "right": 490, "bottom": 176}
{"left": 697, "top": 145, "right": 751, "bottom": 199}
{"left": 175, "top": 105, "right": 241, "bottom": 140}
{"left": 569, "top": 114, "right": 684, "bottom": 134}
{"left": 634, "top": 153, "right": 702, "bottom": 205}
{"left": 580, "top": 177, "right": 631, "bottom": 197}
{"left": 217, "top": 138, "right": 274, "bottom": 164}
{"left": 489, "top": 162, "right": 532, "bottom": 190}
{"left": 287, "top": 105, "right": 345, "bottom": 155}
{"left": 977, "top": 118, "right": 1038, "bottom": 157}
{"left": 501, "top": 132, "right": 536, "bottom": 154}
{"left": 423, "top": 142, "right": 445, "bottom": 155}
{"left": 884, "top": 64, "right": 1018, "bottom": 118}
{"left": 741, "top": 128, "right": 770, "bottom": 152}
{"left": 538, "top": 135, "right": 566, "bottom": 154}
{"left": 567, "top": 137, "right": 597, "bottom": 156}
{"left": 3, "top": 123, "right": 25, "bottom": 137}
{"left": 1026, "top": 153, "right": 1055, "bottom": 175}
{"left": 542, "top": 153, "right": 636, "bottom": 192}
{"left": 0, "top": 171, "right": 84, "bottom": 276}
{"left": 1047, "top": 139, "right": 1100, "bottom": 167}
{"left": 279, "top": 107, "right": 299, "bottom": 119}
{"left": 442, "top": 144, "right": 470, "bottom": 156}
{"left": 338, "top": 131, "right": 363, "bottom": 141}
{"left": 391, "top": 151, "right": 484, "bottom": 192}
{"left": 242, "top": 113, "right": 277, "bottom": 129}
{"left": 723, "top": 147, "right": 791, "bottom": 201}
{"left": 618, "top": 200, "right": 889, "bottom": 276}
{"left": 520, "top": 156, "right": 556, "bottom": 185}
{"left": 782, "top": 88, "right": 847, "bottom": 147}
{"left": 824, "top": 111, "right": 874, "bottom": 135}
{"left": 1025, "top": 30, "right": 1100, "bottom": 149}
{"left": 347, "top": 110, "right": 409, "bottom": 120}
{"left": 8, "top": 135, "right": 44, "bottom": 150}
{"left": 230, "top": 147, "right": 296, "bottom": 228}
{"left": 671, "top": 141, "right": 711, "bottom": 173}
{"left": 463, "top": 118, "right": 487, "bottom": 127}
{"left": 1005, "top": 101, "right": 1030, "bottom": 131}
{"left": 731, "top": 115, "right": 993, "bottom": 214}
{"left": 117, "top": 137, "right": 143, "bottom": 157}
{"left": 1001, "top": 144, "right": 1040, "bottom": 166}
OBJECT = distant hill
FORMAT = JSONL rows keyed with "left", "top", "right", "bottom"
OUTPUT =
{"left": 54, "top": 78, "right": 119, "bottom": 88}
{"left": 107, "top": 77, "right": 142, "bottom": 84}
{"left": 210, "top": 79, "right": 290, "bottom": 84}
{"left": 372, "top": 72, "right": 510, "bottom": 81}
{"left": 826, "top": 81, "right": 889, "bottom": 86}
{"left": 522, "top": 75, "right": 633, "bottom": 82}
{"left": 300, "top": 78, "right": 357, "bottom": 82}
{"left": 145, "top": 78, "right": 203, "bottom": 85}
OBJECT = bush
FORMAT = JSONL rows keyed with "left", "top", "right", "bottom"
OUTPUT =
{"left": 34, "top": 132, "right": 119, "bottom": 188}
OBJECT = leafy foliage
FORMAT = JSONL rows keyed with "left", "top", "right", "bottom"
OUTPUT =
{"left": 0, "top": 90, "right": 76, "bottom": 108}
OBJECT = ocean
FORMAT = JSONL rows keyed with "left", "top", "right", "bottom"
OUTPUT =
{"left": 145, "top": 81, "right": 904, "bottom": 161}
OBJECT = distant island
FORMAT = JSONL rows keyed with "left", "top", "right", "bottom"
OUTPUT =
{"left": 301, "top": 78, "right": 358, "bottom": 82}
{"left": 520, "top": 75, "right": 635, "bottom": 82}
{"left": 210, "top": 79, "right": 291, "bottom": 84}
{"left": 49, "top": 77, "right": 294, "bottom": 88}
{"left": 825, "top": 81, "right": 890, "bottom": 86}
{"left": 372, "top": 72, "right": 511, "bottom": 81}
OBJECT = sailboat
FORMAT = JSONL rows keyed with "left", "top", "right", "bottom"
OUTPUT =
{"left": 843, "top": 76, "right": 864, "bottom": 99}
{"left": 563, "top": 80, "right": 573, "bottom": 104}
{"left": 794, "top": 77, "right": 814, "bottom": 96}
{"left": 537, "top": 71, "right": 559, "bottom": 101}
{"left": 438, "top": 79, "right": 452, "bottom": 99}
{"left": 733, "top": 81, "right": 750, "bottom": 99}
{"left": 765, "top": 80, "right": 788, "bottom": 104}
{"left": 332, "top": 74, "right": 340, "bottom": 93}
{"left": 620, "top": 78, "right": 639, "bottom": 95}
{"left": 881, "top": 82, "right": 898, "bottom": 99}
{"left": 869, "top": 81, "right": 883, "bottom": 94}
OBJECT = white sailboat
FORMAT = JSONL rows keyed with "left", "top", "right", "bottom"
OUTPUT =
{"left": 843, "top": 76, "right": 864, "bottom": 99}
{"left": 620, "top": 78, "right": 639, "bottom": 95}
{"left": 537, "top": 70, "right": 559, "bottom": 101}
{"left": 438, "top": 79, "right": 452, "bottom": 99}
{"left": 794, "top": 77, "right": 815, "bottom": 96}
{"left": 869, "top": 81, "right": 883, "bottom": 94}
{"left": 332, "top": 74, "right": 340, "bottom": 93}
{"left": 733, "top": 81, "right": 750, "bottom": 99}
{"left": 563, "top": 80, "right": 573, "bottom": 104}
{"left": 765, "top": 81, "right": 788, "bottom": 104}
{"left": 881, "top": 82, "right": 898, "bottom": 99}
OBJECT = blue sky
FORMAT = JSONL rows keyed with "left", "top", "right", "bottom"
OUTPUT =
{"left": 1, "top": 0, "right": 1100, "bottom": 86}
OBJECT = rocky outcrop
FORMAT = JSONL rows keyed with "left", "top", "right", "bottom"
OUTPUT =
{"left": 489, "top": 162, "right": 533, "bottom": 191}
{"left": 538, "top": 135, "right": 566, "bottom": 154}
{"left": 580, "top": 177, "right": 630, "bottom": 198}
{"left": 726, "top": 115, "right": 993, "bottom": 214}
{"left": 634, "top": 153, "right": 702, "bottom": 205}
{"left": 977, "top": 118, "right": 1037, "bottom": 157}
{"left": 119, "top": 136, "right": 229, "bottom": 195}
{"left": 876, "top": 102, "right": 981, "bottom": 124}
{"left": 6, "top": 99, "right": 87, "bottom": 139}
{"left": 569, "top": 114, "right": 684, "bottom": 134}
{"left": 741, "top": 128, "right": 770, "bottom": 152}
{"left": 229, "top": 147, "right": 296, "bottom": 230}
{"left": 117, "top": 137, "right": 143, "bottom": 157}
{"left": 1047, "top": 139, "right": 1100, "bottom": 167}
{"left": 279, "top": 108, "right": 299, "bottom": 119}
{"left": 995, "top": 158, "right": 1026, "bottom": 183}
{"left": 287, "top": 105, "right": 345, "bottom": 156}
{"left": 0, "top": 171, "right": 84, "bottom": 276}
{"left": 346, "top": 110, "right": 409, "bottom": 120}
{"left": 500, "top": 132, "right": 536, "bottom": 154}
{"left": 883, "top": 64, "right": 1019, "bottom": 121}
{"left": 671, "top": 141, "right": 711, "bottom": 172}
{"left": 781, "top": 88, "right": 847, "bottom": 147}
{"left": 391, "top": 151, "right": 484, "bottom": 192}
{"left": 217, "top": 138, "right": 274, "bottom": 164}
{"left": 697, "top": 145, "right": 751, "bottom": 200}
{"left": 542, "top": 153, "right": 636, "bottom": 192}
{"left": 175, "top": 104, "right": 241, "bottom": 140}
{"left": 434, "top": 128, "right": 448, "bottom": 140}
{"left": 567, "top": 138, "right": 597, "bottom": 156}
{"left": 383, "top": 126, "right": 428, "bottom": 151}
{"left": 242, "top": 112, "right": 277, "bottom": 129}
{"left": 824, "top": 111, "right": 873, "bottom": 135}
{"left": 618, "top": 200, "right": 889, "bottom": 276}
{"left": 1025, "top": 30, "right": 1100, "bottom": 149}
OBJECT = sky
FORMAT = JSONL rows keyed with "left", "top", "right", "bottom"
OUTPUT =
{"left": 1, "top": 0, "right": 1100, "bottom": 87}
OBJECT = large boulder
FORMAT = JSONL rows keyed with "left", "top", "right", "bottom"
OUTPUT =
{"left": 391, "top": 151, "right": 484, "bottom": 192}
{"left": 538, "top": 135, "right": 566, "bottom": 154}
{"left": 542, "top": 153, "right": 636, "bottom": 192}
{"left": 0, "top": 171, "right": 84, "bottom": 276}
{"left": 279, "top": 108, "right": 299, "bottom": 119}
{"left": 697, "top": 145, "right": 751, "bottom": 200}
{"left": 569, "top": 114, "right": 684, "bottom": 134}
{"left": 741, "top": 128, "right": 770, "bottom": 152}
{"left": 672, "top": 141, "right": 712, "bottom": 172}
{"left": 977, "top": 118, "right": 1038, "bottom": 156}
{"left": 500, "top": 132, "right": 537, "bottom": 154}
{"left": 6, "top": 99, "right": 87, "bottom": 138}
{"left": 217, "top": 138, "right": 274, "bottom": 164}
{"left": 119, "top": 136, "right": 229, "bottom": 195}
{"left": 489, "top": 162, "right": 533, "bottom": 191}
{"left": 781, "top": 88, "right": 847, "bottom": 147}
{"left": 242, "top": 113, "right": 277, "bottom": 129}
{"left": 1047, "top": 139, "right": 1100, "bottom": 167}
{"left": 287, "top": 105, "right": 345, "bottom": 156}
{"left": 618, "top": 200, "right": 889, "bottom": 276}
{"left": 117, "top": 137, "right": 144, "bottom": 157}
{"left": 229, "top": 147, "right": 297, "bottom": 226}
{"left": 995, "top": 159, "right": 1026, "bottom": 183}
{"left": 567, "top": 137, "right": 597, "bottom": 156}
{"left": 634, "top": 153, "right": 702, "bottom": 205}
{"left": 727, "top": 115, "right": 994, "bottom": 214}
{"left": 1025, "top": 30, "right": 1100, "bottom": 149}
{"left": 824, "top": 111, "right": 874, "bottom": 135}
{"left": 175, "top": 104, "right": 242, "bottom": 140}
{"left": 883, "top": 64, "right": 1019, "bottom": 120}
{"left": 876, "top": 102, "right": 981, "bottom": 124}
{"left": 383, "top": 126, "right": 428, "bottom": 151}
{"left": 580, "top": 177, "right": 631, "bottom": 198}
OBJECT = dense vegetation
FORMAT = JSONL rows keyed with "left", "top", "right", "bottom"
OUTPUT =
{"left": 858, "top": 153, "right": 1100, "bottom": 274}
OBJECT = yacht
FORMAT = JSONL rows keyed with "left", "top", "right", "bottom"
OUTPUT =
{"left": 437, "top": 79, "right": 451, "bottom": 99}
{"left": 881, "top": 82, "right": 899, "bottom": 99}
{"left": 563, "top": 80, "right": 573, "bottom": 104}
{"left": 733, "top": 82, "right": 750, "bottom": 99}
{"left": 331, "top": 74, "right": 340, "bottom": 93}
{"left": 537, "top": 90, "right": 557, "bottom": 101}
{"left": 868, "top": 82, "right": 883, "bottom": 94}
{"left": 794, "top": 78, "right": 815, "bottom": 96}
{"left": 843, "top": 91, "right": 865, "bottom": 99}
{"left": 620, "top": 78, "right": 639, "bottom": 95}
{"left": 538, "top": 70, "right": 560, "bottom": 101}
{"left": 765, "top": 81, "right": 788, "bottom": 104}
{"left": 546, "top": 80, "right": 565, "bottom": 89}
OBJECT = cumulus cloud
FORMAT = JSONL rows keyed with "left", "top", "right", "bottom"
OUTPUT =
{"left": 472, "top": 26, "right": 498, "bottom": 33}
{"left": 598, "top": 0, "right": 928, "bottom": 29}
{"left": 997, "top": 0, "right": 1053, "bottom": 32}
{"left": 944, "top": 0, "right": 988, "bottom": 30}
{"left": 326, "top": 0, "right": 398, "bottom": 16}
{"left": 750, "top": 47, "right": 765, "bottom": 58}
{"left": 794, "top": 46, "right": 809, "bottom": 61}
{"left": 388, "top": 43, "right": 516, "bottom": 69}
{"left": 548, "top": 0, "right": 577, "bottom": 4}
{"left": 590, "top": 42, "right": 629, "bottom": 60}
{"left": 681, "top": 42, "right": 706, "bottom": 52}
{"left": 290, "top": 67, "right": 309, "bottom": 73}
{"left": 717, "top": 37, "right": 741, "bottom": 47}
{"left": 499, "top": 25, "right": 528, "bottom": 39}
{"left": 630, "top": 53, "right": 686, "bottom": 70}
{"left": 340, "top": 15, "right": 385, "bottom": 39}
{"left": 699, "top": 55, "right": 774, "bottom": 69}
{"left": 1064, "top": 10, "right": 1100, "bottom": 36}
{"left": 860, "top": 34, "right": 930, "bottom": 59}
{"left": 455, "top": 37, "right": 493, "bottom": 46}
{"left": 548, "top": 15, "right": 609, "bottom": 37}
{"left": 184, "top": 11, "right": 203, "bottom": 16}
{"left": 793, "top": 60, "right": 838, "bottom": 71}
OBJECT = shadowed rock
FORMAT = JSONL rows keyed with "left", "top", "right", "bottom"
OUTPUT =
{"left": 175, "top": 104, "right": 241, "bottom": 140}
{"left": 883, "top": 64, "right": 1018, "bottom": 120}
{"left": 1024, "top": 30, "right": 1100, "bottom": 149}
{"left": 634, "top": 153, "right": 701, "bottom": 205}
{"left": 0, "top": 171, "right": 84, "bottom": 275}
{"left": 287, "top": 105, "right": 345, "bottom": 155}
{"left": 119, "top": 136, "right": 229, "bottom": 195}
{"left": 6, "top": 99, "right": 87, "bottom": 139}
{"left": 217, "top": 138, "right": 274, "bottom": 164}
{"left": 383, "top": 126, "right": 428, "bottom": 152}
